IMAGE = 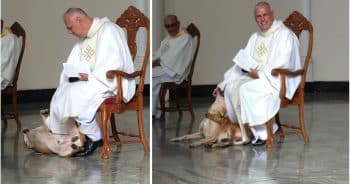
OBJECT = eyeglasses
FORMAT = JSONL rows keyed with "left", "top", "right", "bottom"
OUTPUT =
{"left": 164, "top": 22, "right": 179, "bottom": 29}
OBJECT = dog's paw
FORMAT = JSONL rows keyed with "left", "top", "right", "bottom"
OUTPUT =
{"left": 170, "top": 138, "right": 180, "bottom": 142}
{"left": 40, "top": 109, "right": 49, "bottom": 116}
{"left": 233, "top": 139, "right": 244, "bottom": 145}
{"left": 233, "top": 138, "right": 250, "bottom": 145}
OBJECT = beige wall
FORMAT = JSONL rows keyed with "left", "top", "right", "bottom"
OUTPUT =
{"left": 2, "top": 0, "right": 146, "bottom": 90}
{"left": 2, "top": 0, "right": 348, "bottom": 90}
{"left": 163, "top": 0, "right": 349, "bottom": 84}
{"left": 152, "top": 0, "right": 165, "bottom": 51}
{"left": 311, "top": 0, "right": 349, "bottom": 81}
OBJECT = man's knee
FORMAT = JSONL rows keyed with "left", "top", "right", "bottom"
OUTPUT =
{"left": 238, "top": 84, "right": 249, "bottom": 100}
{"left": 152, "top": 77, "right": 162, "bottom": 87}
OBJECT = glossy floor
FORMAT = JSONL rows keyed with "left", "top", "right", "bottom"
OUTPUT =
{"left": 153, "top": 93, "right": 349, "bottom": 184}
{"left": 1, "top": 99, "right": 150, "bottom": 184}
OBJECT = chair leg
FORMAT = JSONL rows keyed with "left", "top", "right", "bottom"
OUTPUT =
{"left": 159, "top": 86, "right": 166, "bottom": 120}
{"left": 100, "top": 106, "right": 112, "bottom": 159}
{"left": 1, "top": 114, "right": 8, "bottom": 133}
{"left": 275, "top": 112, "right": 281, "bottom": 125}
{"left": 266, "top": 119, "right": 274, "bottom": 148}
{"left": 12, "top": 90, "right": 21, "bottom": 127}
{"left": 174, "top": 89, "right": 182, "bottom": 117}
{"left": 136, "top": 109, "right": 149, "bottom": 152}
{"left": 275, "top": 112, "right": 284, "bottom": 138}
{"left": 298, "top": 103, "right": 309, "bottom": 143}
{"left": 187, "top": 86, "right": 195, "bottom": 119}
{"left": 110, "top": 114, "right": 120, "bottom": 142}
{"left": 1, "top": 105, "right": 8, "bottom": 125}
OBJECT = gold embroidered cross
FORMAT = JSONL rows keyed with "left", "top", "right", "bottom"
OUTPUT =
{"left": 256, "top": 43, "right": 268, "bottom": 57}
{"left": 161, "top": 41, "right": 170, "bottom": 53}
{"left": 83, "top": 45, "right": 95, "bottom": 61}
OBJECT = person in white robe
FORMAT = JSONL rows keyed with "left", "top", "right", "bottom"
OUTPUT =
{"left": 152, "top": 15, "right": 195, "bottom": 118}
{"left": 45, "top": 8, "right": 135, "bottom": 157}
{"left": 215, "top": 2, "right": 301, "bottom": 145}
{"left": 1, "top": 21, "right": 22, "bottom": 90}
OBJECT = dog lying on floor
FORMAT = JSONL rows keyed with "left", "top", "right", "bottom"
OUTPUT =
{"left": 170, "top": 90, "right": 252, "bottom": 148}
{"left": 23, "top": 109, "right": 85, "bottom": 157}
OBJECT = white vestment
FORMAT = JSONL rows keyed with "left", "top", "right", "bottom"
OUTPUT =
{"left": 152, "top": 30, "right": 195, "bottom": 116}
{"left": 218, "top": 20, "right": 301, "bottom": 142}
{"left": 1, "top": 28, "right": 22, "bottom": 89}
{"left": 46, "top": 17, "right": 135, "bottom": 141}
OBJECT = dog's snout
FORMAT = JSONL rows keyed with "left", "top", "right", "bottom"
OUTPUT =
{"left": 23, "top": 129, "right": 30, "bottom": 133}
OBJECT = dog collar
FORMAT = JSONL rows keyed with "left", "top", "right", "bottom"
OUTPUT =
{"left": 205, "top": 113, "right": 229, "bottom": 126}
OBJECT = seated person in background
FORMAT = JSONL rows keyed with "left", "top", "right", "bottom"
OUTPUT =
{"left": 45, "top": 8, "right": 135, "bottom": 157}
{"left": 152, "top": 15, "right": 195, "bottom": 119}
{"left": 215, "top": 1, "right": 302, "bottom": 146}
{"left": 1, "top": 20, "right": 22, "bottom": 90}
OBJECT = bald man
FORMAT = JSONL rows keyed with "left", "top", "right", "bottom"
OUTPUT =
{"left": 45, "top": 8, "right": 135, "bottom": 157}
{"left": 215, "top": 1, "right": 302, "bottom": 145}
{"left": 152, "top": 15, "right": 195, "bottom": 118}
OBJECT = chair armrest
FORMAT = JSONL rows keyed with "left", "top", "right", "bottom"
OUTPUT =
{"left": 271, "top": 68, "right": 303, "bottom": 100}
{"left": 106, "top": 70, "right": 142, "bottom": 79}
{"left": 271, "top": 68, "right": 304, "bottom": 77}
{"left": 105, "top": 70, "right": 142, "bottom": 104}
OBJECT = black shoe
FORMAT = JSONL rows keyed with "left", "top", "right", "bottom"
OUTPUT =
{"left": 96, "top": 139, "right": 103, "bottom": 147}
{"left": 72, "top": 137, "right": 103, "bottom": 157}
{"left": 252, "top": 139, "right": 266, "bottom": 146}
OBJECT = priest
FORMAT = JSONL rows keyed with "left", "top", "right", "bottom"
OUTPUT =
{"left": 152, "top": 15, "right": 195, "bottom": 118}
{"left": 215, "top": 2, "right": 302, "bottom": 145}
{"left": 1, "top": 20, "right": 22, "bottom": 90}
{"left": 46, "top": 8, "right": 135, "bottom": 157}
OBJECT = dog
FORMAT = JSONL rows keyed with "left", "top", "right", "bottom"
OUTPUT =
{"left": 170, "top": 90, "right": 251, "bottom": 148}
{"left": 23, "top": 109, "right": 85, "bottom": 157}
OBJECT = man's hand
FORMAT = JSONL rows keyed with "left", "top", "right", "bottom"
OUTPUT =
{"left": 152, "top": 59, "right": 161, "bottom": 68}
{"left": 79, "top": 73, "right": 89, "bottom": 81}
{"left": 248, "top": 67, "right": 259, "bottom": 79}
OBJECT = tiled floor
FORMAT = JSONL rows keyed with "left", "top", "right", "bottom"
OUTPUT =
{"left": 1, "top": 98, "right": 150, "bottom": 184}
{"left": 152, "top": 93, "right": 349, "bottom": 184}
{"left": 1, "top": 93, "right": 349, "bottom": 184}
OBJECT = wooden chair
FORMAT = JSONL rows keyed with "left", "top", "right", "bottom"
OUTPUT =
{"left": 1, "top": 22, "right": 26, "bottom": 127}
{"left": 159, "top": 23, "right": 200, "bottom": 120}
{"left": 266, "top": 11, "right": 313, "bottom": 148}
{"left": 98, "top": 6, "right": 150, "bottom": 159}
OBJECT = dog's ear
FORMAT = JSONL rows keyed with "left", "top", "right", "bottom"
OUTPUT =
{"left": 23, "top": 133, "right": 34, "bottom": 149}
